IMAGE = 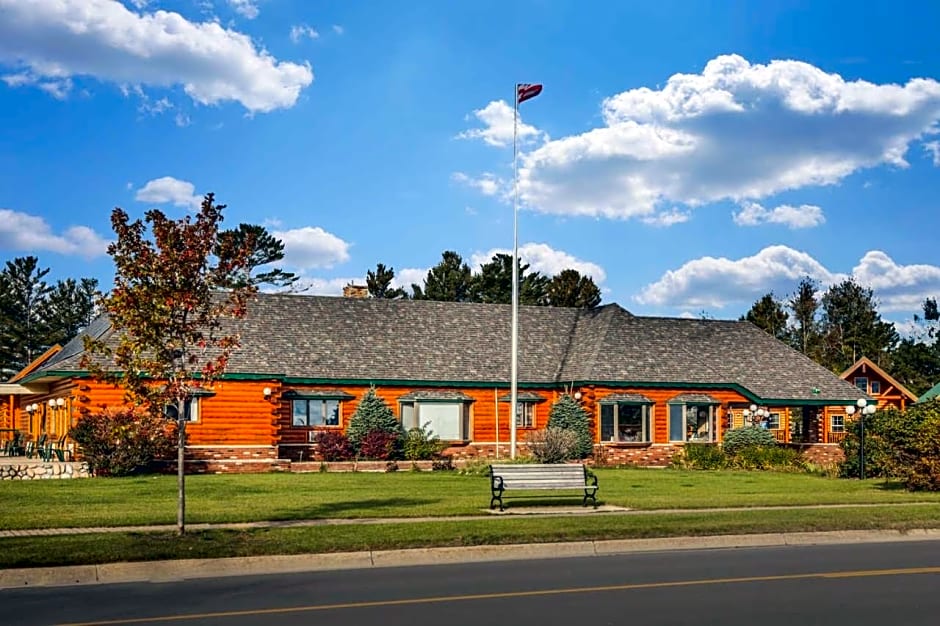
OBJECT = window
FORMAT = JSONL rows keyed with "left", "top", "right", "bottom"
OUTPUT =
{"left": 854, "top": 377, "right": 868, "bottom": 392}
{"left": 516, "top": 402, "right": 535, "bottom": 428}
{"left": 600, "top": 402, "right": 651, "bottom": 443}
{"left": 831, "top": 414, "right": 845, "bottom": 433}
{"left": 292, "top": 399, "right": 340, "bottom": 427}
{"left": 766, "top": 412, "right": 781, "bottom": 430}
{"left": 400, "top": 401, "right": 469, "bottom": 441}
{"left": 165, "top": 397, "right": 201, "bottom": 423}
{"left": 669, "top": 403, "right": 715, "bottom": 442}
{"left": 870, "top": 381, "right": 881, "bottom": 394}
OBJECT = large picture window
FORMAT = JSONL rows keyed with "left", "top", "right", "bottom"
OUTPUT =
{"left": 292, "top": 399, "right": 340, "bottom": 427}
{"left": 400, "top": 399, "right": 470, "bottom": 441}
{"left": 600, "top": 402, "right": 651, "bottom": 443}
{"left": 668, "top": 396, "right": 718, "bottom": 442}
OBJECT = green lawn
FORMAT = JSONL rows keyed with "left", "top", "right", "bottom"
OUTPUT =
{"left": 2, "top": 468, "right": 939, "bottom": 530}
{"left": 2, "top": 504, "right": 939, "bottom": 569}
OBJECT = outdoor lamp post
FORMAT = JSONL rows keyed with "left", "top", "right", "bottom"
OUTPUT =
{"left": 742, "top": 404, "right": 767, "bottom": 427}
{"left": 846, "top": 398, "right": 877, "bottom": 480}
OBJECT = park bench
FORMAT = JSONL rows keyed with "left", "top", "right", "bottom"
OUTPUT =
{"left": 489, "top": 463, "right": 599, "bottom": 511}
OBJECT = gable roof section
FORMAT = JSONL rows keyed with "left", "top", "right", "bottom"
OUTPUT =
{"left": 7, "top": 344, "right": 62, "bottom": 383}
{"left": 27, "top": 294, "right": 865, "bottom": 403}
{"left": 840, "top": 356, "right": 918, "bottom": 403}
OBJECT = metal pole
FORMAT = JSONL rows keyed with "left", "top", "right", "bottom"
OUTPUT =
{"left": 510, "top": 83, "right": 519, "bottom": 460}
{"left": 859, "top": 411, "right": 866, "bottom": 480}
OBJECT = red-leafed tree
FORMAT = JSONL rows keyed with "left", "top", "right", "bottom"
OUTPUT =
{"left": 83, "top": 193, "right": 257, "bottom": 535}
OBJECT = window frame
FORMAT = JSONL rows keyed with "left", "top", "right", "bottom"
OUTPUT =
{"left": 291, "top": 398, "right": 342, "bottom": 428}
{"left": 669, "top": 402, "right": 716, "bottom": 443}
{"left": 399, "top": 400, "right": 470, "bottom": 441}
{"left": 854, "top": 376, "right": 869, "bottom": 392}
{"left": 766, "top": 412, "right": 781, "bottom": 430}
{"left": 515, "top": 401, "right": 536, "bottom": 429}
{"left": 599, "top": 401, "right": 652, "bottom": 443}
{"left": 870, "top": 380, "right": 881, "bottom": 394}
{"left": 831, "top": 414, "right": 845, "bottom": 433}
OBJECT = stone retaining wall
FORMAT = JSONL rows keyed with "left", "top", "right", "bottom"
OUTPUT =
{"left": 0, "top": 461, "right": 90, "bottom": 480}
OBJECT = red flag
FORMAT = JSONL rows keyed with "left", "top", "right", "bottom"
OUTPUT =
{"left": 517, "top": 83, "right": 542, "bottom": 104}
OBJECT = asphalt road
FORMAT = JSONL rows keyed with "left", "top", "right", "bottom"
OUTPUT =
{"left": 4, "top": 540, "right": 940, "bottom": 626}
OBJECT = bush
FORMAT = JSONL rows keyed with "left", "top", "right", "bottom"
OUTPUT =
{"left": 673, "top": 443, "right": 727, "bottom": 469}
{"left": 732, "top": 445, "right": 805, "bottom": 471}
{"left": 402, "top": 422, "right": 445, "bottom": 461}
{"left": 68, "top": 407, "right": 176, "bottom": 476}
{"left": 346, "top": 388, "right": 401, "bottom": 448}
{"left": 546, "top": 394, "right": 593, "bottom": 459}
{"left": 313, "top": 431, "right": 354, "bottom": 461}
{"left": 526, "top": 427, "right": 579, "bottom": 463}
{"left": 358, "top": 430, "right": 401, "bottom": 460}
{"left": 722, "top": 426, "right": 778, "bottom": 456}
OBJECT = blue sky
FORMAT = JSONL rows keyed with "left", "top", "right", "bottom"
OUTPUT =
{"left": 1, "top": 0, "right": 939, "bottom": 331}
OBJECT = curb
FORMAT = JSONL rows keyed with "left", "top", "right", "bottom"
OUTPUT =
{"left": 2, "top": 528, "right": 939, "bottom": 590}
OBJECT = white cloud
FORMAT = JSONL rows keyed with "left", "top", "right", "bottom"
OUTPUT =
{"left": 274, "top": 226, "right": 351, "bottom": 270}
{"left": 393, "top": 267, "right": 429, "bottom": 291}
{"left": 288, "top": 276, "right": 354, "bottom": 297}
{"left": 732, "top": 201, "right": 826, "bottom": 229}
{"left": 2, "top": 71, "right": 71, "bottom": 98}
{"left": 925, "top": 141, "right": 940, "bottom": 166}
{"left": 451, "top": 171, "right": 503, "bottom": 196}
{"left": 470, "top": 243, "right": 606, "bottom": 283}
{"left": 641, "top": 207, "right": 691, "bottom": 227}
{"left": 637, "top": 245, "right": 940, "bottom": 315}
{"left": 637, "top": 245, "right": 842, "bottom": 308}
{"left": 332, "top": 25, "right": 344, "bottom": 35}
{"left": 290, "top": 24, "right": 319, "bottom": 44}
{"left": 504, "top": 54, "right": 940, "bottom": 220}
{"left": 174, "top": 112, "right": 191, "bottom": 127}
{"left": 0, "top": 208, "right": 109, "bottom": 258}
{"left": 0, "top": 0, "right": 313, "bottom": 113}
{"left": 852, "top": 250, "right": 940, "bottom": 312}
{"left": 227, "top": 0, "right": 259, "bottom": 20}
{"left": 457, "top": 100, "right": 544, "bottom": 147}
{"left": 135, "top": 176, "right": 201, "bottom": 209}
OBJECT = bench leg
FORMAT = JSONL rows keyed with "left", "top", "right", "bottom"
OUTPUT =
{"left": 490, "top": 493, "right": 504, "bottom": 511}
{"left": 583, "top": 490, "right": 598, "bottom": 508}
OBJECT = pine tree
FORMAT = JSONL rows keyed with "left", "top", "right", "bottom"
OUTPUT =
{"left": 742, "top": 292, "right": 788, "bottom": 341}
{"left": 43, "top": 277, "right": 99, "bottom": 347}
{"left": 366, "top": 263, "right": 406, "bottom": 299}
{"left": 346, "top": 388, "right": 401, "bottom": 446}
{"left": 469, "top": 253, "right": 548, "bottom": 305}
{"left": 0, "top": 256, "right": 53, "bottom": 377}
{"left": 415, "top": 251, "right": 473, "bottom": 302}
{"left": 545, "top": 269, "right": 601, "bottom": 308}
{"left": 820, "top": 279, "right": 898, "bottom": 371}
{"left": 787, "top": 276, "right": 821, "bottom": 358}
{"left": 546, "top": 394, "right": 593, "bottom": 459}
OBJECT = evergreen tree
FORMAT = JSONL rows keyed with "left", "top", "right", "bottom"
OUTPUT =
{"left": 469, "top": 253, "right": 548, "bottom": 305}
{"left": 0, "top": 256, "right": 52, "bottom": 377}
{"left": 346, "top": 388, "right": 401, "bottom": 446}
{"left": 546, "top": 394, "right": 593, "bottom": 459}
{"left": 889, "top": 338, "right": 940, "bottom": 397}
{"left": 215, "top": 224, "right": 297, "bottom": 290}
{"left": 545, "top": 269, "right": 601, "bottom": 308}
{"left": 819, "top": 279, "right": 898, "bottom": 372}
{"left": 42, "top": 277, "right": 99, "bottom": 347}
{"left": 366, "top": 263, "right": 406, "bottom": 299}
{"left": 415, "top": 251, "right": 473, "bottom": 302}
{"left": 787, "top": 277, "right": 821, "bottom": 357}
{"left": 742, "top": 292, "right": 788, "bottom": 341}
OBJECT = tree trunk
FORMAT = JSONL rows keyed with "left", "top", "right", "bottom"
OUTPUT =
{"left": 177, "top": 400, "right": 186, "bottom": 536}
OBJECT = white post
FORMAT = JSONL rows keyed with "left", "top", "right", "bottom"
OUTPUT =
{"left": 510, "top": 84, "right": 520, "bottom": 460}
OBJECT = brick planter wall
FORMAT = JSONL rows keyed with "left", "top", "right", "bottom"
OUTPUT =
{"left": 785, "top": 443, "right": 845, "bottom": 467}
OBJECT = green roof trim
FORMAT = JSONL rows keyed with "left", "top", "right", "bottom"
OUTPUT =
{"left": 917, "top": 382, "right": 940, "bottom": 404}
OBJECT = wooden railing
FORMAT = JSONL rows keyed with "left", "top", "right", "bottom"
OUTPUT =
{"left": 827, "top": 431, "right": 846, "bottom": 444}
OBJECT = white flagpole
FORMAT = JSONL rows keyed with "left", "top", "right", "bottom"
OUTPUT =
{"left": 510, "top": 84, "right": 519, "bottom": 460}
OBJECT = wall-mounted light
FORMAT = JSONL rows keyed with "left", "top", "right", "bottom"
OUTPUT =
{"left": 56, "top": 398, "right": 65, "bottom": 408}
{"left": 573, "top": 391, "right": 582, "bottom": 400}
{"left": 48, "top": 399, "right": 56, "bottom": 409}
{"left": 262, "top": 387, "right": 272, "bottom": 399}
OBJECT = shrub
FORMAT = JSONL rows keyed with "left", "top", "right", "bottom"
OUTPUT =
{"left": 346, "top": 388, "right": 401, "bottom": 448}
{"left": 674, "top": 443, "right": 727, "bottom": 469}
{"left": 546, "top": 394, "right": 593, "bottom": 459}
{"left": 402, "top": 422, "right": 445, "bottom": 461}
{"left": 358, "top": 430, "right": 401, "bottom": 460}
{"left": 68, "top": 406, "right": 176, "bottom": 476}
{"left": 722, "top": 426, "right": 778, "bottom": 456}
{"left": 525, "top": 427, "right": 579, "bottom": 463}
{"left": 313, "top": 431, "right": 354, "bottom": 461}
{"left": 732, "top": 445, "right": 805, "bottom": 471}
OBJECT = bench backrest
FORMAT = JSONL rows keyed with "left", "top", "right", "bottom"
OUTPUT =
{"left": 490, "top": 463, "right": 586, "bottom": 489}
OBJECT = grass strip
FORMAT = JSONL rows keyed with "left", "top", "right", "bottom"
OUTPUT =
{"left": 2, "top": 505, "right": 939, "bottom": 569}
{"left": 3, "top": 470, "right": 940, "bottom": 530}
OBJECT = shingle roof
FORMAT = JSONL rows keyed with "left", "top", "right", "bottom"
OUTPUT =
{"left": 33, "top": 293, "right": 865, "bottom": 403}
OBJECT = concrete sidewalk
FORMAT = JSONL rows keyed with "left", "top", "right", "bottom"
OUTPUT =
{"left": 2, "top": 528, "right": 940, "bottom": 590}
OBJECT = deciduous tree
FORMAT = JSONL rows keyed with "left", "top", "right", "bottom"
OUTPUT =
{"left": 83, "top": 193, "right": 257, "bottom": 534}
